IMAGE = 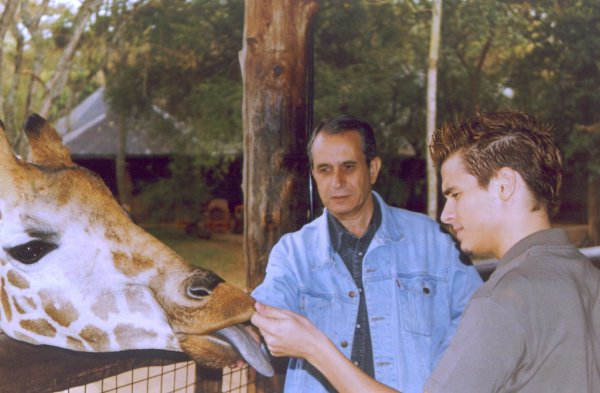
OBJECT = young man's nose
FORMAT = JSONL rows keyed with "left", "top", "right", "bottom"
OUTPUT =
{"left": 440, "top": 201, "right": 454, "bottom": 225}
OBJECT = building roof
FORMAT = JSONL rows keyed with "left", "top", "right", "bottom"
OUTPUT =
{"left": 55, "top": 87, "right": 175, "bottom": 158}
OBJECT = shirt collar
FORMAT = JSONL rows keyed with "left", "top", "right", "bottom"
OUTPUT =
{"left": 499, "top": 228, "right": 570, "bottom": 266}
{"left": 327, "top": 196, "right": 382, "bottom": 253}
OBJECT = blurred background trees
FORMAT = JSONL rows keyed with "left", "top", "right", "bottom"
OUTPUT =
{"left": 1, "top": 0, "right": 599, "bottom": 243}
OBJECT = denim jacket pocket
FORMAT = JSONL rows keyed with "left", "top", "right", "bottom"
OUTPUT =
{"left": 299, "top": 292, "right": 335, "bottom": 336}
{"left": 397, "top": 276, "right": 437, "bottom": 336}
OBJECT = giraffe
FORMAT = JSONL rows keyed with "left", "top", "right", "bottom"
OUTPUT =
{"left": 0, "top": 114, "right": 273, "bottom": 377}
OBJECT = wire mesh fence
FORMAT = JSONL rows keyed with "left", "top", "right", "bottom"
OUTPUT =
{"left": 54, "top": 362, "right": 254, "bottom": 393}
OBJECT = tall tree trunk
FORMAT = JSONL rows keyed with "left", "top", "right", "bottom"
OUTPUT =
{"left": 4, "top": 23, "right": 25, "bottom": 140}
{"left": 12, "top": 0, "right": 51, "bottom": 155}
{"left": 588, "top": 175, "right": 600, "bottom": 246}
{"left": 426, "top": 0, "right": 443, "bottom": 219}
{"left": 39, "top": 0, "right": 103, "bottom": 117}
{"left": 0, "top": 0, "right": 20, "bottom": 117}
{"left": 240, "top": 0, "right": 319, "bottom": 391}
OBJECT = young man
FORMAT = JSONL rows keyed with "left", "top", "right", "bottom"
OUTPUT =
{"left": 424, "top": 110, "right": 600, "bottom": 392}
{"left": 253, "top": 111, "right": 600, "bottom": 392}
{"left": 251, "top": 115, "right": 482, "bottom": 393}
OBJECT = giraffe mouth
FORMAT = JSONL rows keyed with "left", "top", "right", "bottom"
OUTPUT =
{"left": 213, "top": 324, "right": 274, "bottom": 377}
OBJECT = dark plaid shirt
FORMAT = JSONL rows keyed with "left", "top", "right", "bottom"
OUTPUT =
{"left": 327, "top": 197, "right": 381, "bottom": 378}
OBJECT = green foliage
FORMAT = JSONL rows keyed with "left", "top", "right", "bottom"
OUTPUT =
{"left": 135, "top": 159, "right": 211, "bottom": 223}
{"left": 314, "top": 0, "right": 429, "bottom": 154}
{"left": 507, "top": 0, "right": 600, "bottom": 174}
{"left": 102, "top": 0, "right": 244, "bottom": 156}
{"left": 313, "top": 0, "right": 431, "bottom": 208}
{"left": 11, "top": 0, "right": 597, "bottom": 217}
{"left": 135, "top": 155, "right": 242, "bottom": 223}
{"left": 438, "top": 0, "right": 529, "bottom": 118}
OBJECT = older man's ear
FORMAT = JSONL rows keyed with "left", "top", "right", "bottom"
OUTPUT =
{"left": 369, "top": 156, "right": 382, "bottom": 184}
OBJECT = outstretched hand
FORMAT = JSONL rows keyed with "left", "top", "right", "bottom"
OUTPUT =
{"left": 251, "top": 302, "right": 328, "bottom": 361}
{"left": 251, "top": 303, "right": 398, "bottom": 393}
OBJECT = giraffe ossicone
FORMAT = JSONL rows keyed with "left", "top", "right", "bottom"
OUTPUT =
{"left": 0, "top": 114, "right": 273, "bottom": 377}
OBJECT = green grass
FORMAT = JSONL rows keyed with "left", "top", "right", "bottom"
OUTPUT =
{"left": 145, "top": 225, "right": 246, "bottom": 288}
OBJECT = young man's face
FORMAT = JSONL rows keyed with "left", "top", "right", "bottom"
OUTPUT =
{"left": 311, "top": 130, "right": 381, "bottom": 223}
{"left": 440, "top": 153, "right": 501, "bottom": 257}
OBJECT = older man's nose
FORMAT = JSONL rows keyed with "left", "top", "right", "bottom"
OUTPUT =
{"left": 332, "top": 169, "right": 345, "bottom": 187}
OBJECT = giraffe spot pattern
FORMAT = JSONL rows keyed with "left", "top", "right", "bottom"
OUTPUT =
{"left": 14, "top": 331, "right": 38, "bottom": 345}
{"left": 67, "top": 336, "right": 86, "bottom": 351}
{"left": 125, "top": 287, "right": 153, "bottom": 314}
{"left": 13, "top": 298, "right": 26, "bottom": 314}
{"left": 114, "top": 323, "right": 158, "bottom": 348}
{"left": 24, "top": 296, "right": 36, "bottom": 309}
{"left": 104, "top": 226, "right": 122, "bottom": 243}
{"left": 7, "top": 269, "right": 30, "bottom": 289}
{"left": 20, "top": 318, "right": 57, "bottom": 337}
{"left": 80, "top": 325, "right": 109, "bottom": 351}
{"left": 91, "top": 290, "right": 118, "bottom": 320}
{"left": 39, "top": 289, "right": 79, "bottom": 327}
{"left": 1, "top": 277, "right": 12, "bottom": 322}
{"left": 113, "top": 251, "right": 155, "bottom": 277}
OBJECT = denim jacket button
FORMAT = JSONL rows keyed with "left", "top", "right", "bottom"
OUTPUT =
{"left": 348, "top": 290, "right": 357, "bottom": 298}
{"left": 341, "top": 340, "right": 349, "bottom": 348}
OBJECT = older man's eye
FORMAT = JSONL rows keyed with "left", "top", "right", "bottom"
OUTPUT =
{"left": 6, "top": 240, "right": 58, "bottom": 265}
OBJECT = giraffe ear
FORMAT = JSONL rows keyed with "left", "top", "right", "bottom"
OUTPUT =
{"left": 24, "top": 113, "right": 74, "bottom": 167}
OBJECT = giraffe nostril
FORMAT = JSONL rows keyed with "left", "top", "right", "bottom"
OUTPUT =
{"left": 186, "top": 270, "right": 224, "bottom": 299}
{"left": 187, "top": 286, "right": 211, "bottom": 299}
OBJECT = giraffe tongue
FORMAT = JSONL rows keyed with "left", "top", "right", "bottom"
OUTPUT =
{"left": 215, "top": 325, "right": 275, "bottom": 377}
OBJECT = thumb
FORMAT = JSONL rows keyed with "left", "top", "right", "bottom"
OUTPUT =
{"left": 255, "top": 302, "right": 289, "bottom": 319}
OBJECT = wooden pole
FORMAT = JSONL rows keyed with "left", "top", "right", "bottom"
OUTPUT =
{"left": 240, "top": 1, "right": 319, "bottom": 391}
{"left": 426, "top": 0, "right": 443, "bottom": 219}
{"left": 240, "top": 0, "right": 319, "bottom": 291}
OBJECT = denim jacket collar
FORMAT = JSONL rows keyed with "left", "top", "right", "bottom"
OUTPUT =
{"left": 313, "top": 191, "right": 405, "bottom": 268}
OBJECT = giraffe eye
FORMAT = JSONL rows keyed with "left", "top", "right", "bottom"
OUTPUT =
{"left": 6, "top": 240, "right": 58, "bottom": 265}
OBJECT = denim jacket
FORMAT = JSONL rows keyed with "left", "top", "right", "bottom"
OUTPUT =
{"left": 252, "top": 192, "right": 482, "bottom": 393}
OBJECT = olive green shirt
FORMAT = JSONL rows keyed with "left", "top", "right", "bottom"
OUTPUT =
{"left": 426, "top": 229, "right": 600, "bottom": 393}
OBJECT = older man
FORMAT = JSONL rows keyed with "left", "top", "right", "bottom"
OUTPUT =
{"left": 252, "top": 114, "right": 482, "bottom": 393}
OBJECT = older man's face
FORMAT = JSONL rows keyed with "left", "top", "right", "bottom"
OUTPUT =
{"left": 311, "top": 130, "right": 380, "bottom": 224}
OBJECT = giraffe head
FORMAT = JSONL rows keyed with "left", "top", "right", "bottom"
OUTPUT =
{"left": 0, "top": 114, "right": 272, "bottom": 376}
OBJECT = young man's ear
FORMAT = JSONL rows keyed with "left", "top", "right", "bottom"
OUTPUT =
{"left": 495, "top": 167, "right": 517, "bottom": 202}
{"left": 369, "top": 156, "right": 382, "bottom": 184}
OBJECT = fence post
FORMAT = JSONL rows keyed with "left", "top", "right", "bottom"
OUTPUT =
{"left": 195, "top": 366, "right": 223, "bottom": 393}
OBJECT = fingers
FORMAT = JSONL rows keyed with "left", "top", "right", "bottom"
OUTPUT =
{"left": 244, "top": 323, "right": 261, "bottom": 342}
{"left": 254, "top": 302, "right": 293, "bottom": 319}
{"left": 228, "top": 359, "right": 246, "bottom": 369}
{"left": 250, "top": 309, "right": 269, "bottom": 330}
